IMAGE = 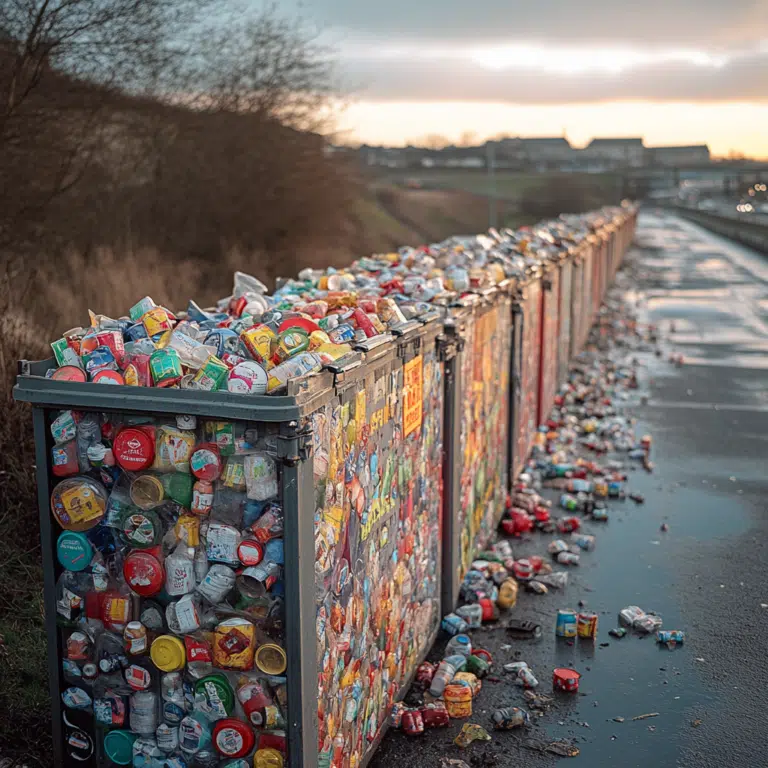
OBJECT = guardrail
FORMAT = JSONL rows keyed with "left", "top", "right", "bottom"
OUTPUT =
{"left": 672, "top": 206, "right": 768, "bottom": 253}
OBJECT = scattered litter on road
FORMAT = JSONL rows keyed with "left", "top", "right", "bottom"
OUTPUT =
{"left": 454, "top": 723, "right": 492, "bottom": 748}
{"left": 631, "top": 713, "right": 659, "bottom": 721}
{"left": 523, "top": 739, "right": 580, "bottom": 758}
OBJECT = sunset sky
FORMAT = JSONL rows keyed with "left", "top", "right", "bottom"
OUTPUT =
{"left": 283, "top": 0, "right": 768, "bottom": 157}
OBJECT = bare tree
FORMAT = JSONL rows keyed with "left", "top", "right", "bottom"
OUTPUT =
{"left": 0, "top": 0, "right": 213, "bottom": 251}
{"left": 187, "top": 3, "right": 336, "bottom": 132}
{"left": 420, "top": 134, "right": 451, "bottom": 150}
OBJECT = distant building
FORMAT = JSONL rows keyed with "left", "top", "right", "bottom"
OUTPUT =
{"left": 582, "top": 138, "right": 645, "bottom": 168}
{"left": 647, "top": 145, "right": 711, "bottom": 166}
{"left": 490, "top": 137, "right": 573, "bottom": 168}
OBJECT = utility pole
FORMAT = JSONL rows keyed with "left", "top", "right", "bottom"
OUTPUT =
{"left": 487, "top": 142, "right": 497, "bottom": 229}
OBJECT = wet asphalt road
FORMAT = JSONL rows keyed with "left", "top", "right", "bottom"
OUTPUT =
{"left": 371, "top": 211, "right": 768, "bottom": 768}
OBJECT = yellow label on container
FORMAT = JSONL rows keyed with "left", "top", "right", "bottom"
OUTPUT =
{"left": 403, "top": 356, "right": 423, "bottom": 437}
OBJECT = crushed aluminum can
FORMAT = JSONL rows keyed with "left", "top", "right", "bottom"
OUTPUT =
{"left": 390, "top": 702, "right": 407, "bottom": 728}
{"left": 656, "top": 630, "right": 685, "bottom": 645}
{"left": 556, "top": 551, "right": 580, "bottom": 566}
{"left": 577, "top": 612, "right": 598, "bottom": 639}
{"left": 401, "top": 709, "right": 424, "bottom": 736}
{"left": 491, "top": 707, "right": 530, "bottom": 730}
{"left": 420, "top": 701, "right": 450, "bottom": 728}
{"left": 442, "top": 613, "right": 469, "bottom": 636}
{"left": 454, "top": 723, "right": 491, "bottom": 748}
{"left": 516, "top": 667, "right": 539, "bottom": 689}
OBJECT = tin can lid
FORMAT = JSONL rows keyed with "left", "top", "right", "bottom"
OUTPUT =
{"left": 92, "top": 369, "right": 125, "bottom": 385}
{"left": 123, "top": 550, "right": 164, "bottom": 596}
{"left": 113, "top": 427, "right": 155, "bottom": 471}
{"left": 237, "top": 539, "right": 264, "bottom": 567}
{"left": 254, "top": 644, "right": 287, "bottom": 675}
{"left": 56, "top": 531, "right": 93, "bottom": 571}
{"left": 130, "top": 475, "right": 165, "bottom": 509}
{"left": 50, "top": 476, "right": 108, "bottom": 532}
{"left": 190, "top": 445, "right": 222, "bottom": 481}
{"left": 227, "top": 361, "right": 268, "bottom": 395}
{"left": 150, "top": 635, "right": 186, "bottom": 672}
{"left": 212, "top": 718, "right": 255, "bottom": 758}
{"left": 52, "top": 365, "right": 87, "bottom": 382}
{"left": 120, "top": 508, "right": 161, "bottom": 548}
{"left": 254, "top": 748, "right": 284, "bottom": 768}
{"left": 103, "top": 730, "right": 136, "bottom": 765}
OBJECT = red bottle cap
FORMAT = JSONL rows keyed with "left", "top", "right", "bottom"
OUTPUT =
{"left": 212, "top": 718, "right": 255, "bottom": 757}
{"left": 237, "top": 539, "right": 264, "bottom": 567}
{"left": 123, "top": 550, "right": 164, "bottom": 597}
{"left": 92, "top": 370, "right": 125, "bottom": 385}
{"left": 113, "top": 427, "right": 155, "bottom": 471}
{"left": 277, "top": 317, "right": 321, "bottom": 335}
{"left": 190, "top": 444, "right": 222, "bottom": 482}
{"left": 52, "top": 366, "right": 87, "bottom": 383}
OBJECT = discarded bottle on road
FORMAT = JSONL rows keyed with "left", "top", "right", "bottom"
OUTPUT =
{"left": 515, "top": 667, "right": 539, "bottom": 689}
{"left": 556, "top": 551, "right": 580, "bottom": 566}
{"left": 441, "top": 613, "right": 469, "bottom": 636}
{"left": 455, "top": 604, "right": 483, "bottom": 629}
{"left": 444, "top": 635, "right": 472, "bottom": 658}
{"left": 429, "top": 659, "right": 458, "bottom": 697}
{"left": 464, "top": 655, "right": 490, "bottom": 679}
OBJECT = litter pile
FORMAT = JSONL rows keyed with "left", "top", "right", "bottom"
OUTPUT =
{"left": 388, "top": 282, "right": 686, "bottom": 755}
{"left": 43, "top": 210, "right": 620, "bottom": 397}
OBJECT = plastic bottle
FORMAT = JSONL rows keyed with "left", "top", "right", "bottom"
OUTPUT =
{"left": 165, "top": 546, "right": 196, "bottom": 596}
{"left": 191, "top": 479, "right": 214, "bottom": 516}
{"left": 130, "top": 690, "right": 158, "bottom": 735}
{"left": 444, "top": 634, "right": 472, "bottom": 658}
{"left": 76, "top": 414, "right": 101, "bottom": 472}
{"left": 429, "top": 658, "right": 457, "bottom": 697}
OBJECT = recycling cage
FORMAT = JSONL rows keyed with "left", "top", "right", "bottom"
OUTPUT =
{"left": 14, "top": 317, "right": 448, "bottom": 768}
{"left": 536, "top": 259, "right": 562, "bottom": 425}
{"left": 555, "top": 249, "right": 575, "bottom": 391}
{"left": 577, "top": 236, "right": 596, "bottom": 352}
{"left": 509, "top": 271, "right": 542, "bottom": 484}
{"left": 568, "top": 243, "right": 586, "bottom": 359}
{"left": 440, "top": 285, "right": 513, "bottom": 610}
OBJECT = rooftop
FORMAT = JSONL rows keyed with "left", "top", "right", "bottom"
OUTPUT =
{"left": 587, "top": 138, "right": 644, "bottom": 147}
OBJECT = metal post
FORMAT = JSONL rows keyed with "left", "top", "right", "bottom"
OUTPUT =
{"left": 440, "top": 328, "right": 463, "bottom": 613}
{"left": 487, "top": 143, "right": 497, "bottom": 230}
{"left": 32, "top": 407, "right": 65, "bottom": 767}
{"left": 281, "top": 432, "right": 318, "bottom": 768}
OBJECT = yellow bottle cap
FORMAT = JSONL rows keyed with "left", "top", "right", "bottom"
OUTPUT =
{"left": 150, "top": 635, "right": 186, "bottom": 672}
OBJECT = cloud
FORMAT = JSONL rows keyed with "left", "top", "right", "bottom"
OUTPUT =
{"left": 335, "top": 48, "right": 768, "bottom": 104}
{"left": 292, "top": 0, "right": 768, "bottom": 46}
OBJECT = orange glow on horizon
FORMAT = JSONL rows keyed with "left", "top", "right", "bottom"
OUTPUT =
{"left": 334, "top": 100, "right": 768, "bottom": 159}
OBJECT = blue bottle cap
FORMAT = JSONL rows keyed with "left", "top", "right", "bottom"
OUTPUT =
{"left": 56, "top": 531, "right": 93, "bottom": 571}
